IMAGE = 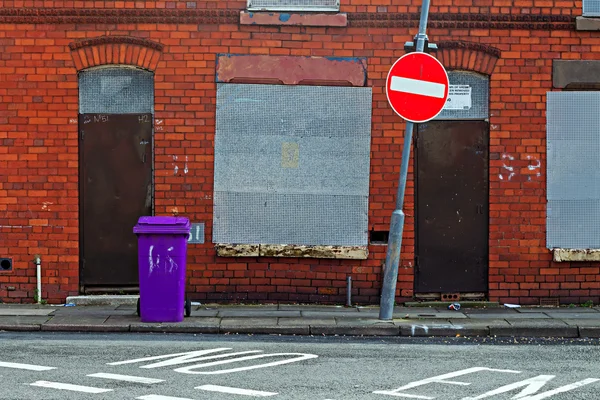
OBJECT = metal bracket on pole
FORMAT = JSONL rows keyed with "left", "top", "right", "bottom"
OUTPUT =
{"left": 379, "top": 0, "right": 432, "bottom": 320}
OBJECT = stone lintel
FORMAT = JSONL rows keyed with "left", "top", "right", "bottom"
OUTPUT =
{"left": 576, "top": 16, "right": 600, "bottom": 31}
{"left": 553, "top": 60, "right": 600, "bottom": 88}
{"left": 240, "top": 11, "right": 347, "bottom": 27}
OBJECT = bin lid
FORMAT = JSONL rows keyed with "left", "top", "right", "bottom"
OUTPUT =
{"left": 133, "top": 216, "right": 191, "bottom": 235}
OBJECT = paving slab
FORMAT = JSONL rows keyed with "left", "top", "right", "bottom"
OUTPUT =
{"left": 492, "top": 319, "right": 577, "bottom": 337}
{"left": 45, "top": 316, "right": 109, "bottom": 325}
{"left": 51, "top": 307, "right": 134, "bottom": 317}
{"left": 335, "top": 318, "right": 395, "bottom": 326}
{"left": 466, "top": 313, "right": 549, "bottom": 319}
{"left": 130, "top": 322, "right": 219, "bottom": 334}
{"left": 0, "top": 316, "right": 52, "bottom": 325}
{"left": 561, "top": 319, "right": 600, "bottom": 327}
{"left": 404, "top": 312, "right": 467, "bottom": 319}
{"left": 0, "top": 308, "right": 56, "bottom": 316}
{"left": 399, "top": 323, "right": 488, "bottom": 337}
{"left": 540, "top": 307, "right": 599, "bottom": 313}
{"left": 220, "top": 317, "right": 279, "bottom": 327}
{"left": 449, "top": 319, "right": 512, "bottom": 328}
{"left": 40, "top": 324, "right": 129, "bottom": 332}
{"left": 277, "top": 318, "right": 336, "bottom": 326}
{"left": 301, "top": 311, "right": 365, "bottom": 318}
{"left": 0, "top": 324, "right": 41, "bottom": 331}
{"left": 310, "top": 325, "right": 399, "bottom": 336}
{"left": 544, "top": 312, "right": 600, "bottom": 319}
{"left": 579, "top": 327, "right": 600, "bottom": 338}
{"left": 217, "top": 310, "right": 301, "bottom": 318}
{"left": 278, "top": 305, "right": 348, "bottom": 311}
{"left": 516, "top": 308, "right": 559, "bottom": 313}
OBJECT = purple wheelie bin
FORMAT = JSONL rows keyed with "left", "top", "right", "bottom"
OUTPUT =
{"left": 133, "top": 216, "right": 191, "bottom": 323}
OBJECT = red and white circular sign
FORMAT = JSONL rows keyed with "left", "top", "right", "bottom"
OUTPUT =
{"left": 386, "top": 52, "right": 449, "bottom": 123}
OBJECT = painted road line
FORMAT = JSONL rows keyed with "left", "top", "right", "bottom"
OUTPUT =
{"left": 29, "top": 380, "right": 113, "bottom": 393}
{"left": 390, "top": 76, "right": 446, "bottom": 98}
{"left": 137, "top": 396, "right": 195, "bottom": 400}
{"left": 0, "top": 361, "right": 56, "bottom": 371}
{"left": 197, "top": 384, "right": 277, "bottom": 397}
{"left": 87, "top": 372, "right": 164, "bottom": 384}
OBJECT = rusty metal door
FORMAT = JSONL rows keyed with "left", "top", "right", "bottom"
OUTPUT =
{"left": 415, "top": 120, "right": 488, "bottom": 293}
{"left": 79, "top": 114, "right": 152, "bottom": 287}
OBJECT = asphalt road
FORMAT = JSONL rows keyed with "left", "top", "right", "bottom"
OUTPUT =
{"left": 0, "top": 333, "right": 599, "bottom": 400}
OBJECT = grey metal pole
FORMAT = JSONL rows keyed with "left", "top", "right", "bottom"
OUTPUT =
{"left": 379, "top": 0, "right": 431, "bottom": 320}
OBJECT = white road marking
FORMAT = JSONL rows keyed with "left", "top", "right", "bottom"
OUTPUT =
{"left": 197, "top": 384, "right": 277, "bottom": 397}
{"left": 138, "top": 395, "right": 195, "bottom": 400}
{"left": 108, "top": 348, "right": 235, "bottom": 367}
{"left": 0, "top": 361, "right": 56, "bottom": 371}
{"left": 374, "top": 367, "right": 521, "bottom": 399}
{"left": 462, "top": 377, "right": 600, "bottom": 400}
{"left": 174, "top": 352, "right": 319, "bottom": 375}
{"left": 29, "top": 380, "right": 112, "bottom": 393}
{"left": 390, "top": 76, "right": 446, "bottom": 98}
{"left": 87, "top": 372, "right": 164, "bottom": 384}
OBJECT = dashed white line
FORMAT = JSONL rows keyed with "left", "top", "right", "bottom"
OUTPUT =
{"left": 196, "top": 384, "right": 277, "bottom": 397}
{"left": 29, "top": 380, "right": 113, "bottom": 393}
{"left": 137, "top": 396, "right": 195, "bottom": 400}
{"left": 0, "top": 361, "right": 56, "bottom": 371}
{"left": 87, "top": 372, "right": 164, "bottom": 384}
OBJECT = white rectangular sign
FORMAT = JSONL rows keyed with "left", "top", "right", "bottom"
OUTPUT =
{"left": 444, "top": 85, "right": 472, "bottom": 110}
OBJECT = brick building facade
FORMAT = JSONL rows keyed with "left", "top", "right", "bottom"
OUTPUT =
{"left": 0, "top": 0, "right": 599, "bottom": 306}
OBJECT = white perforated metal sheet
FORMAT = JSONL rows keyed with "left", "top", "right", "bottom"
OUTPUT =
{"left": 247, "top": 0, "right": 339, "bottom": 11}
{"left": 213, "top": 83, "right": 372, "bottom": 246}
{"left": 547, "top": 91, "right": 600, "bottom": 249}
{"left": 434, "top": 71, "right": 489, "bottom": 121}
{"left": 79, "top": 67, "right": 154, "bottom": 114}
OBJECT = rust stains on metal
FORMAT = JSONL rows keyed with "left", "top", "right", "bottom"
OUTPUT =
{"left": 216, "top": 54, "right": 367, "bottom": 87}
{"left": 215, "top": 244, "right": 368, "bottom": 259}
{"left": 553, "top": 248, "right": 600, "bottom": 262}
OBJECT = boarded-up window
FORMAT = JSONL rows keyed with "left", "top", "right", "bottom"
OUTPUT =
{"left": 213, "top": 84, "right": 372, "bottom": 248}
{"left": 546, "top": 91, "right": 600, "bottom": 249}
{"left": 583, "top": 0, "right": 600, "bottom": 16}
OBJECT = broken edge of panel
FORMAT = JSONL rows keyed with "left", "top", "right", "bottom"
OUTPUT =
{"left": 553, "top": 248, "right": 600, "bottom": 262}
{"left": 215, "top": 244, "right": 368, "bottom": 260}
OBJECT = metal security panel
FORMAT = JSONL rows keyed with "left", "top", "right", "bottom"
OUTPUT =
{"left": 214, "top": 84, "right": 372, "bottom": 246}
{"left": 247, "top": 0, "right": 339, "bottom": 11}
{"left": 547, "top": 92, "right": 600, "bottom": 249}
{"left": 584, "top": 0, "right": 600, "bottom": 16}
{"left": 79, "top": 67, "right": 154, "bottom": 114}
{"left": 434, "top": 71, "right": 489, "bottom": 121}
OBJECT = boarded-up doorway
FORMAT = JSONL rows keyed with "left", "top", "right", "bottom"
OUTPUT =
{"left": 78, "top": 67, "right": 154, "bottom": 289}
{"left": 414, "top": 70, "right": 490, "bottom": 295}
{"left": 415, "top": 120, "right": 489, "bottom": 293}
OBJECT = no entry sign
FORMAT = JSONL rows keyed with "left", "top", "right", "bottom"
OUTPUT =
{"left": 386, "top": 52, "right": 449, "bottom": 123}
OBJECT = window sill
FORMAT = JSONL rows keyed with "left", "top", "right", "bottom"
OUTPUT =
{"left": 240, "top": 11, "right": 347, "bottom": 27}
{"left": 553, "top": 248, "right": 600, "bottom": 262}
{"left": 576, "top": 16, "right": 600, "bottom": 31}
{"left": 215, "top": 243, "right": 368, "bottom": 259}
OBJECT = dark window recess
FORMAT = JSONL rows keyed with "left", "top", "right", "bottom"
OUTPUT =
{"left": 370, "top": 231, "right": 389, "bottom": 244}
{"left": 0, "top": 258, "right": 12, "bottom": 271}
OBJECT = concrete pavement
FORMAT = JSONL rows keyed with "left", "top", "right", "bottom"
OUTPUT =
{"left": 1, "top": 301, "right": 600, "bottom": 338}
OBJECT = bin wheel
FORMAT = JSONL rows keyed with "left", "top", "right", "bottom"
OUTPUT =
{"left": 185, "top": 297, "right": 192, "bottom": 318}
{"left": 136, "top": 298, "right": 140, "bottom": 317}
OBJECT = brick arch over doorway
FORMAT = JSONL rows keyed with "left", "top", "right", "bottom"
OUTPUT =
{"left": 435, "top": 41, "right": 501, "bottom": 76}
{"left": 68, "top": 36, "right": 164, "bottom": 71}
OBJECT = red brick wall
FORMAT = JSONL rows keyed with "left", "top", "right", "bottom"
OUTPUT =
{"left": 0, "top": 0, "right": 598, "bottom": 305}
